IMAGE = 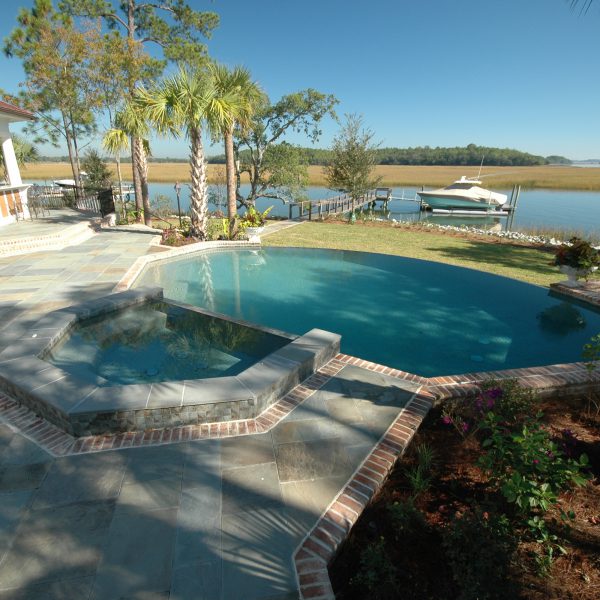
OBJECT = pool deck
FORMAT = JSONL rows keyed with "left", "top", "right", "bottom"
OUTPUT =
{"left": 0, "top": 215, "right": 599, "bottom": 599}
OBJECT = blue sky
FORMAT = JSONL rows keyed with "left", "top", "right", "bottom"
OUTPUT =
{"left": 1, "top": 0, "right": 600, "bottom": 159}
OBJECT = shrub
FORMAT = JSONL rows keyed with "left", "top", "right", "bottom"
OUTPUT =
{"left": 350, "top": 537, "right": 399, "bottom": 600}
{"left": 553, "top": 237, "right": 600, "bottom": 271}
{"left": 443, "top": 507, "right": 517, "bottom": 600}
{"left": 388, "top": 499, "right": 428, "bottom": 536}
{"left": 440, "top": 378, "right": 535, "bottom": 439}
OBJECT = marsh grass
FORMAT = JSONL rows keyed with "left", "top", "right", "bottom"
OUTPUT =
{"left": 21, "top": 163, "right": 600, "bottom": 190}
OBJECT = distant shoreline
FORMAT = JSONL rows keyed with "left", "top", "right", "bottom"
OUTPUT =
{"left": 20, "top": 163, "right": 600, "bottom": 191}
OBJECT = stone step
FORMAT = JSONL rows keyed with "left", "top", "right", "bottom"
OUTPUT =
{"left": 0, "top": 219, "right": 99, "bottom": 257}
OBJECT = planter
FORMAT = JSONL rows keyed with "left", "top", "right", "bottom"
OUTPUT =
{"left": 245, "top": 226, "right": 264, "bottom": 241}
{"left": 558, "top": 264, "right": 597, "bottom": 287}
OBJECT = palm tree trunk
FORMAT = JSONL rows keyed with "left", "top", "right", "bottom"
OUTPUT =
{"left": 115, "top": 155, "right": 125, "bottom": 222}
{"left": 189, "top": 125, "right": 209, "bottom": 239}
{"left": 224, "top": 128, "right": 237, "bottom": 238}
{"left": 137, "top": 142, "right": 151, "bottom": 226}
{"left": 131, "top": 136, "right": 143, "bottom": 222}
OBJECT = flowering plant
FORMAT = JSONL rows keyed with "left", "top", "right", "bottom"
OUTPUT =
{"left": 240, "top": 205, "right": 273, "bottom": 228}
{"left": 553, "top": 237, "right": 600, "bottom": 271}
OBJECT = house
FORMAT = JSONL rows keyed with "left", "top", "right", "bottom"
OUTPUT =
{"left": 0, "top": 100, "right": 35, "bottom": 227}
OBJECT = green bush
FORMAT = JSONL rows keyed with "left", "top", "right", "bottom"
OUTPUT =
{"left": 351, "top": 537, "right": 399, "bottom": 600}
{"left": 443, "top": 507, "right": 517, "bottom": 600}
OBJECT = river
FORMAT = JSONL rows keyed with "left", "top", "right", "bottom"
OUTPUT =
{"left": 141, "top": 183, "right": 600, "bottom": 237}
{"left": 27, "top": 179, "right": 600, "bottom": 237}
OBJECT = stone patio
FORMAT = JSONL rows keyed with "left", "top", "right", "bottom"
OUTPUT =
{"left": 0, "top": 213, "right": 598, "bottom": 599}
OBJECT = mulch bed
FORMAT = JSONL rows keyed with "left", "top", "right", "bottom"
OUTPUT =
{"left": 329, "top": 394, "right": 600, "bottom": 599}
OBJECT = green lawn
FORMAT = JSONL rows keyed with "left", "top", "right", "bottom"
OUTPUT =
{"left": 263, "top": 222, "right": 565, "bottom": 287}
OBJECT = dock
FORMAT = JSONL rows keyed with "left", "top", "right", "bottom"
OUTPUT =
{"left": 286, "top": 184, "right": 522, "bottom": 223}
{"left": 288, "top": 188, "right": 389, "bottom": 220}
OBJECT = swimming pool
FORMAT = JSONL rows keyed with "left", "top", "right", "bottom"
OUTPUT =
{"left": 45, "top": 300, "right": 290, "bottom": 385}
{"left": 135, "top": 247, "right": 600, "bottom": 377}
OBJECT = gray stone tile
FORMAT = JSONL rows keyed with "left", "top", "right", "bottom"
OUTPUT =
{"left": 73, "top": 383, "right": 152, "bottom": 413}
{"left": 147, "top": 381, "right": 185, "bottom": 409}
{"left": 0, "top": 500, "right": 114, "bottom": 589}
{"left": 0, "top": 491, "right": 33, "bottom": 560}
{"left": 115, "top": 477, "right": 182, "bottom": 515}
{"left": 281, "top": 392, "right": 328, "bottom": 422}
{"left": 221, "top": 462, "right": 282, "bottom": 516}
{"left": 174, "top": 464, "right": 221, "bottom": 568}
{"left": 221, "top": 507, "right": 298, "bottom": 600}
{"left": 37, "top": 377, "right": 100, "bottom": 414}
{"left": 235, "top": 354, "right": 300, "bottom": 405}
{"left": 170, "top": 560, "right": 221, "bottom": 600}
{"left": 182, "top": 377, "right": 255, "bottom": 406}
{"left": 280, "top": 476, "right": 348, "bottom": 524}
{"left": 123, "top": 444, "right": 187, "bottom": 484}
{"left": 0, "top": 576, "right": 94, "bottom": 600}
{"left": 0, "top": 426, "right": 14, "bottom": 455}
{"left": 271, "top": 418, "right": 340, "bottom": 446}
{"left": 91, "top": 506, "right": 177, "bottom": 599}
{"left": 0, "top": 340, "right": 49, "bottom": 363}
{"left": 20, "top": 269, "right": 66, "bottom": 277}
{"left": 31, "top": 452, "right": 127, "bottom": 509}
{"left": 0, "top": 463, "right": 51, "bottom": 493}
{"left": 275, "top": 438, "right": 351, "bottom": 483}
{"left": 220, "top": 433, "right": 274, "bottom": 469}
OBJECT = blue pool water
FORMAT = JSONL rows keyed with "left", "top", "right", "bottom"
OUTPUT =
{"left": 135, "top": 248, "right": 600, "bottom": 376}
{"left": 46, "top": 301, "right": 289, "bottom": 385}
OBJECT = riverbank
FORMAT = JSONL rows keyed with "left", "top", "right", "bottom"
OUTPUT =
{"left": 21, "top": 163, "right": 600, "bottom": 190}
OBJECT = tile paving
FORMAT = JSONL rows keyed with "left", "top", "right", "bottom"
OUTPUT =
{"left": 0, "top": 212, "right": 598, "bottom": 599}
{"left": 0, "top": 215, "right": 425, "bottom": 599}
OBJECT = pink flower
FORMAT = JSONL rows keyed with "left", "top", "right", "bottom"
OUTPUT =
{"left": 442, "top": 415, "right": 452, "bottom": 425}
{"left": 462, "top": 422, "right": 470, "bottom": 433}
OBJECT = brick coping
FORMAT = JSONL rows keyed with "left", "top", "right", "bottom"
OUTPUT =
{"left": 1, "top": 352, "right": 599, "bottom": 600}
{"left": 291, "top": 353, "right": 600, "bottom": 599}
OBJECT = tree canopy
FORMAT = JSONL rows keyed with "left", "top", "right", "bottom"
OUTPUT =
{"left": 325, "top": 114, "right": 380, "bottom": 200}
{"left": 234, "top": 89, "right": 338, "bottom": 205}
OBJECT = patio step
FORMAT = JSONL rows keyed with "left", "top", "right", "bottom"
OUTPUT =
{"left": 0, "top": 219, "right": 99, "bottom": 257}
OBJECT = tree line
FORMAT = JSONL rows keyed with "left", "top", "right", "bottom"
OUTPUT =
{"left": 213, "top": 145, "right": 571, "bottom": 167}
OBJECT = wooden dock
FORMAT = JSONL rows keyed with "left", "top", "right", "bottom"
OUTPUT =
{"left": 288, "top": 188, "right": 390, "bottom": 221}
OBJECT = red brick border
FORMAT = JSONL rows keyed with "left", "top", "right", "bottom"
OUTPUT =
{"left": 293, "top": 390, "right": 433, "bottom": 600}
{"left": 292, "top": 354, "right": 600, "bottom": 600}
{"left": 2, "top": 350, "right": 599, "bottom": 600}
{"left": 0, "top": 358, "right": 348, "bottom": 457}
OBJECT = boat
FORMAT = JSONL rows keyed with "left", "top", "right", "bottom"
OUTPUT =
{"left": 417, "top": 176, "right": 508, "bottom": 210}
{"left": 53, "top": 171, "right": 88, "bottom": 189}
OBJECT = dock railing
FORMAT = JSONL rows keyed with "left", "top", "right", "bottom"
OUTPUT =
{"left": 288, "top": 189, "right": 378, "bottom": 221}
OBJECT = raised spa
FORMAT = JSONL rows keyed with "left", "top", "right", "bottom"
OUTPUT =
{"left": 0, "top": 288, "right": 339, "bottom": 436}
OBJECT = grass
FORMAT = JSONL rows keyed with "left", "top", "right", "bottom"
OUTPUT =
{"left": 262, "top": 221, "right": 566, "bottom": 287}
{"left": 21, "top": 162, "right": 600, "bottom": 190}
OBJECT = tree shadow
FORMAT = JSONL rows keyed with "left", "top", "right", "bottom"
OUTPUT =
{"left": 424, "top": 239, "right": 557, "bottom": 279}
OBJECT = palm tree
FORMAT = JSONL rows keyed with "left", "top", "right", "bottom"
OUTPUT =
{"left": 103, "top": 103, "right": 152, "bottom": 224}
{"left": 138, "top": 67, "right": 245, "bottom": 239}
{"left": 102, "top": 126, "right": 129, "bottom": 221}
{"left": 209, "top": 64, "right": 263, "bottom": 238}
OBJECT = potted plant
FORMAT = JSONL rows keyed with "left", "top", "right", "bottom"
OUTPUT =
{"left": 553, "top": 237, "right": 600, "bottom": 285}
{"left": 240, "top": 205, "right": 273, "bottom": 239}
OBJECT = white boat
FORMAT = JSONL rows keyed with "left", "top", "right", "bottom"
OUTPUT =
{"left": 417, "top": 176, "right": 508, "bottom": 210}
{"left": 53, "top": 171, "right": 88, "bottom": 189}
